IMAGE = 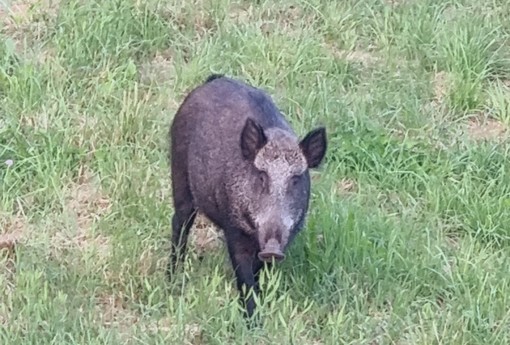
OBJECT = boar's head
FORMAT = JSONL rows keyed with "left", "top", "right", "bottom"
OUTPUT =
{"left": 239, "top": 118, "right": 327, "bottom": 263}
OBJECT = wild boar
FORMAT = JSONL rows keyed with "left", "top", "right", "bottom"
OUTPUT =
{"left": 167, "top": 74, "right": 327, "bottom": 318}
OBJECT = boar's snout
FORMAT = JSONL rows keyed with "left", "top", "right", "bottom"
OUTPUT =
{"left": 258, "top": 238, "right": 286, "bottom": 263}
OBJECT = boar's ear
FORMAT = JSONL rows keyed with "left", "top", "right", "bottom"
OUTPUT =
{"left": 241, "top": 118, "right": 268, "bottom": 161}
{"left": 299, "top": 127, "right": 327, "bottom": 168}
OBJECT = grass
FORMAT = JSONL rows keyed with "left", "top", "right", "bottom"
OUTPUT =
{"left": 1, "top": 0, "right": 510, "bottom": 343}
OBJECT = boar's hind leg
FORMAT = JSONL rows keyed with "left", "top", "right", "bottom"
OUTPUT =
{"left": 225, "top": 231, "right": 264, "bottom": 319}
{"left": 167, "top": 179, "right": 197, "bottom": 280}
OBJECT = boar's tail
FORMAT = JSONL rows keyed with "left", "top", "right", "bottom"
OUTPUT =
{"left": 204, "top": 73, "right": 225, "bottom": 84}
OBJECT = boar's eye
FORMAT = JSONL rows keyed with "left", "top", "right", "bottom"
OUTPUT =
{"left": 258, "top": 171, "right": 269, "bottom": 187}
{"left": 290, "top": 174, "right": 302, "bottom": 186}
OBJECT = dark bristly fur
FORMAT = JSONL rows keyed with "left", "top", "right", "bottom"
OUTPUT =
{"left": 167, "top": 75, "right": 327, "bottom": 319}
{"left": 204, "top": 73, "right": 224, "bottom": 84}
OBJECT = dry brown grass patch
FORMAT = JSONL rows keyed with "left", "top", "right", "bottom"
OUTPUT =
{"left": 0, "top": 214, "right": 25, "bottom": 248}
{"left": 336, "top": 178, "right": 357, "bottom": 195}
{"left": 431, "top": 71, "right": 453, "bottom": 107}
{"left": 93, "top": 293, "right": 204, "bottom": 343}
{"left": 160, "top": 2, "right": 216, "bottom": 40}
{"left": 229, "top": 3, "right": 251, "bottom": 23}
{"left": 325, "top": 43, "right": 380, "bottom": 67}
{"left": 0, "top": 214, "right": 25, "bottom": 299}
{"left": 0, "top": 214, "right": 26, "bottom": 268}
{"left": 0, "top": 1, "right": 31, "bottom": 31}
{"left": 189, "top": 212, "right": 223, "bottom": 255}
{"left": 139, "top": 49, "right": 175, "bottom": 86}
{"left": 144, "top": 318, "right": 203, "bottom": 344}
{"left": 343, "top": 49, "right": 380, "bottom": 66}
{"left": 94, "top": 292, "right": 139, "bottom": 328}
{"left": 466, "top": 116, "right": 508, "bottom": 142}
{"left": 230, "top": 3, "right": 315, "bottom": 36}
{"left": 47, "top": 167, "right": 112, "bottom": 259}
{"left": 0, "top": 0, "right": 59, "bottom": 46}
{"left": 385, "top": 0, "right": 411, "bottom": 6}
{"left": 271, "top": 4, "right": 310, "bottom": 32}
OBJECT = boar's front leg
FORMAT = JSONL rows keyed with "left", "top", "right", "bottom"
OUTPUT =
{"left": 225, "top": 229, "right": 264, "bottom": 319}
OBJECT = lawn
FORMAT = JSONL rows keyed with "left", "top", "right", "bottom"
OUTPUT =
{"left": 1, "top": 0, "right": 510, "bottom": 344}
